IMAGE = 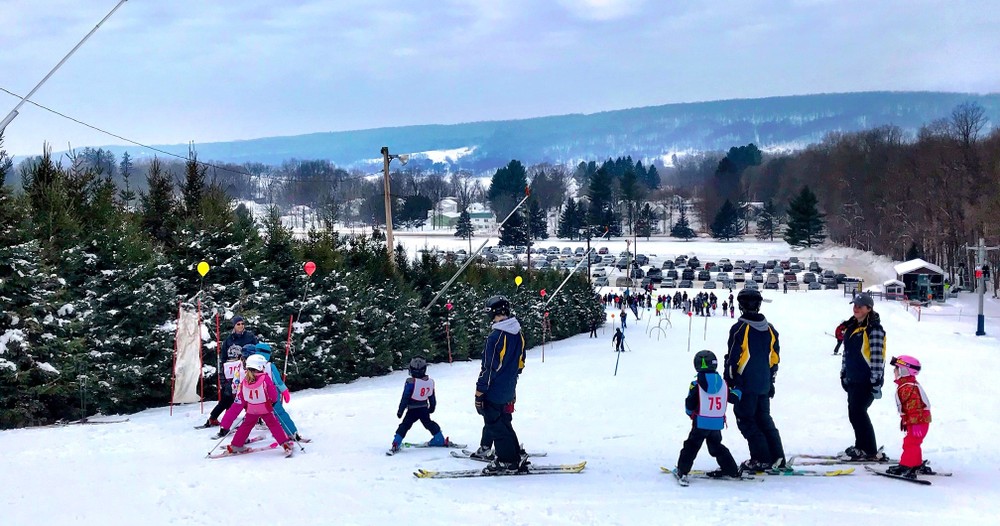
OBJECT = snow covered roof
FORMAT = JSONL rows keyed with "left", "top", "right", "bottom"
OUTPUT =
{"left": 894, "top": 258, "right": 944, "bottom": 276}
{"left": 883, "top": 279, "right": 905, "bottom": 287}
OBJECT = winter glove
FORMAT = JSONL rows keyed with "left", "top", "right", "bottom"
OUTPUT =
{"left": 768, "top": 383, "right": 775, "bottom": 399}
{"left": 429, "top": 404, "right": 435, "bottom": 414}
{"left": 397, "top": 409, "right": 404, "bottom": 419}
{"left": 504, "top": 402, "right": 515, "bottom": 414}
{"left": 728, "top": 387, "right": 742, "bottom": 404}
{"left": 282, "top": 390, "right": 291, "bottom": 404}
{"left": 840, "top": 375, "right": 848, "bottom": 392}
{"left": 909, "top": 423, "right": 928, "bottom": 438}
{"left": 872, "top": 385, "right": 882, "bottom": 400}
{"left": 475, "top": 393, "right": 486, "bottom": 415}
{"left": 900, "top": 420, "right": 907, "bottom": 432}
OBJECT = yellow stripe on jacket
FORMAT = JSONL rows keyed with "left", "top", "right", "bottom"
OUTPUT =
{"left": 736, "top": 325, "right": 779, "bottom": 375}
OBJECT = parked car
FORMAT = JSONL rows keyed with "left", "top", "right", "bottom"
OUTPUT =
{"left": 808, "top": 261, "right": 821, "bottom": 272}
{"left": 662, "top": 277, "right": 677, "bottom": 288}
{"left": 688, "top": 257, "right": 701, "bottom": 269}
{"left": 646, "top": 268, "right": 663, "bottom": 281}
{"left": 679, "top": 279, "right": 694, "bottom": 288}
{"left": 703, "top": 281, "right": 717, "bottom": 289}
{"left": 752, "top": 272, "right": 765, "bottom": 283}
{"left": 629, "top": 268, "right": 645, "bottom": 279}
{"left": 783, "top": 272, "right": 797, "bottom": 282}
{"left": 803, "top": 272, "right": 816, "bottom": 283}
{"left": 666, "top": 269, "right": 679, "bottom": 279}
{"left": 721, "top": 263, "right": 734, "bottom": 272}
{"left": 734, "top": 259, "right": 746, "bottom": 269}
{"left": 592, "top": 267, "right": 607, "bottom": 277}
{"left": 765, "top": 260, "right": 777, "bottom": 270}
{"left": 598, "top": 247, "right": 609, "bottom": 255}
{"left": 743, "top": 279, "right": 759, "bottom": 290}
{"left": 718, "top": 258, "right": 731, "bottom": 265}
{"left": 822, "top": 269, "right": 835, "bottom": 279}
{"left": 662, "top": 260, "right": 675, "bottom": 270}
{"left": 808, "top": 281, "right": 823, "bottom": 290}
{"left": 682, "top": 268, "right": 695, "bottom": 280}
{"left": 823, "top": 277, "right": 838, "bottom": 289}
{"left": 615, "top": 258, "right": 630, "bottom": 269}
{"left": 765, "top": 275, "right": 780, "bottom": 289}
{"left": 594, "top": 276, "right": 609, "bottom": 286}
{"left": 780, "top": 260, "right": 790, "bottom": 270}
{"left": 636, "top": 254, "right": 649, "bottom": 266}
{"left": 733, "top": 269, "right": 746, "bottom": 282}
{"left": 704, "top": 262, "right": 716, "bottom": 270}
{"left": 834, "top": 273, "right": 847, "bottom": 284}
{"left": 615, "top": 277, "right": 633, "bottom": 287}
{"left": 787, "top": 281, "right": 801, "bottom": 290}
{"left": 716, "top": 272, "right": 730, "bottom": 282}
{"left": 697, "top": 270, "right": 711, "bottom": 281}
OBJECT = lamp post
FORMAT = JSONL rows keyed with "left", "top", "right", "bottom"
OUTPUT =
{"left": 1, "top": 0, "right": 129, "bottom": 136}
{"left": 380, "top": 146, "right": 408, "bottom": 264}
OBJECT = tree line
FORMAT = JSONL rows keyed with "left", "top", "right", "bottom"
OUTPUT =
{"left": 0, "top": 140, "right": 600, "bottom": 428}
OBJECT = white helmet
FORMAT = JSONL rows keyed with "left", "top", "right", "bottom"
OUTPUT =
{"left": 245, "top": 354, "right": 268, "bottom": 372}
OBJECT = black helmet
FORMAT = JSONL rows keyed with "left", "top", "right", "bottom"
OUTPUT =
{"left": 227, "top": 345, "right": 242, "bottom": 360}
{"left": 409, "top": 357, "right": 427, "bottom": 378}
{"left": 485, "top": 295, "right": 511, "bottom": 318}
{"left": 693, "top": 350, "right": 718, "bottom": 372}
{"left": 737, "top": 289, "right": 763, "bottom": 313}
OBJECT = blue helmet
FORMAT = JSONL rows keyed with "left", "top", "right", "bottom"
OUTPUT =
{"left": 254, "top": 342, "right": 273, "bottom": 359}
{"left": 241, "top": 344, "right": 257, "bottom": 359}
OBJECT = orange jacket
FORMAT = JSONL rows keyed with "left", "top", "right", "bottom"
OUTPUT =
{"left": 895, "top": 376, "right": 932, "bottom": 425}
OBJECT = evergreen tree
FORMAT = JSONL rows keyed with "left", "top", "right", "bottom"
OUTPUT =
{"left": 139, "top": 158, "right": 176, "bottom": 246}
{"left": 528, "top": 199, "right": 548, "bottom": 240}
{"left": 645, "top": 164, "right": 660, "bottom": 189}
{"left": 636, "top": 203, "right": 655, "bottom": 239}
{"left": 118, "top": 152, "right": 136, "bottom": 209}
{"left": 487, "top": 160, "right": 528, "bottom": 220}
{"left": 498, "top": 210, "right": 529, "bottom": 247}
{"left": 905, "top": 241, "right": 923, "bottom": 261}
{"left": 557, "top": 198, "right": 582, "bottom": 239}
{"left": 671, "top": 207, "right": 696, "bottom": 240}
{"left": 710, "top": 199, "right": 742, "bottom": 240}
{"left": 21, "top": 145, "right": 80, "bottom": 256}
{"left": 755, "top": 199, "right": 781, "bottom": 241}
{"left": 182, "top": 147, "right": 207, "bottom": 219}
{"left": 586, "top": 167, "right": 613, "bottom": 227}
{"left": 784, "top": 186, "right": 826, "bottom": 248}
{"left": 454, "top": 209, "right": 474, "bottom": 253}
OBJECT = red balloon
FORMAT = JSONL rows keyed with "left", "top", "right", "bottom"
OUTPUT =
{"left": 304, "top": 261, "right": 316, "bottom": 276}
{"left": 540, "top": 289, "right": 547, "bottom": 297}
{"left": 446, "top": 302, "right": 453, "bottom": 311}
{"left": 544, "top": 311, "right": 549, "bottom": 317}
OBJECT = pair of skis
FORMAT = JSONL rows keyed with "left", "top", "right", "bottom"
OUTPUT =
{"left": 864, "top": 465, "right": 951, "bottom": 485}
{"left": 661, "top": 466, "right": 854, "bottom": 485}
{"left": 406, "top": 445, "right": 583, "bottom": 479}
{"left": 386, "top": 440, "right": 468, "bottom": 456}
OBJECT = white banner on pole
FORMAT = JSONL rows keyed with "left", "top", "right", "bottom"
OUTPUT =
{"left": 172, "top": 308, "right": 202, "bottom": 404}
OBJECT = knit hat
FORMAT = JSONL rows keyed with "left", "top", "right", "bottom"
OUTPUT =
{"left": 232, "top": 315, "right": 245, "bottom": 327}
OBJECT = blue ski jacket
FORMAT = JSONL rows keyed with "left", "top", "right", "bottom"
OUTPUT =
{"left": 477, "top": 317, "right": 525, "bottom": 404}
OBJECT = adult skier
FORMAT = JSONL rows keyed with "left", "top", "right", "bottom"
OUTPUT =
{"left": 475, "top": 295, "right": 528, "bottom": 474}
{"left": 839, "top": 293, "right": 887, "bottom": 461}
{"left": 724, "top": 289, "right": 786, "bottom": 472}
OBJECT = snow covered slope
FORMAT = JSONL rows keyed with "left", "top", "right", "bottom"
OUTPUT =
{"left": 3, "top": 242, "right": 1000, "bottom": 525}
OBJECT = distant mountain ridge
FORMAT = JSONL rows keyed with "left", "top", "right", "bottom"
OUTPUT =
{"left": 94, "top": 91, "right": 1000, "bottom": 169}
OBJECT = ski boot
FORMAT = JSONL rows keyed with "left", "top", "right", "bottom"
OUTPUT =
{"left": 390, "top": 434, "right": 403, "bottom": 454}
{"left": 213, "top": 427, "right": 231, "bottom": 439}
{"left": 706, "top": 469, "right": 743, "bottom": 479}
{"left": 885, "top": 464, "right": 918, "bottom": 479}
{"left": 915, "top": 461, "right": 937, "bottom": 475}
{"left": 739, "top": 459, "right": 772, "bottom": 473}
{"left": 427, "top": 432, "right": 447, "bottom": 447}
{"left": 282, "top": 441, "right": 295, "bottom": 457}
{"left": 226, "top": 444, "right": 250, "bottom": 454}
{"left": 481, "top": 458, "right": 522, "bottom": 475}
{"left": 469, "top": 446, "right": 494, "bottom": 461}
{"left": 771, "top": 457, "right": 793, "bottom": 473}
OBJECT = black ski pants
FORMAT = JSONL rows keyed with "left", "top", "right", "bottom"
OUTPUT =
{"left": 209, "top": 391, "right": 235, "bottom": 421}
{"left": 733, "top": 391, "right": 785, "bottom": 463}
{"left": 482, "top": 401, "right": 520, "bottom": 463}
{"left": 846, "top": 383, "right": 877, "bottom": 455}
{"left": 395, "top": 406, "right": 441, "bottom": 439}
{"left": 676, "top": 426, "right": 739, "bottom": 476}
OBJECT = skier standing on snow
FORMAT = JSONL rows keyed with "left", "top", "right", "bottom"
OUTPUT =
{"left": 390, "top": 357, "right": 448, "bottom": 453}
{"left": 475, "top": 295, "right": 528, "bottom": 473}
{"left": 839, "top": 293, "right": 887, "bottom": 461}
{"left": 620, "top": 308, "right": 627, "bottom": 329}
{"left": 885, "top": 355, "right": 932, "bottom": 478}
{"left": 216, "top": 354, "right": 295, "bottom": 456}
{"left": 612, "top": 328, "right": 625, "bottom": 353}
{"left": 201, "top": 346, "right": 242, "bottom": 428}
{"left": 674, "top": 350, "right": 743, "bottom": 483}
{"left": 724, "top": 289, "right": 786, "bottom": 471}
{"left": 832, "top": 321, "right": 847, "bottom": 355}
{"left": 251, "top": 342, "right": 303, "bottom": 441}
{"left": 206, "top": 316, "right": 258, "bottom": 428}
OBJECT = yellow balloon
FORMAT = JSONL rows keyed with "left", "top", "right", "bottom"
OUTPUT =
{"left": 515, "top": 276, "right": 523, "bottom": 286}
{"left": 197, "top": 261, "right": 210, "bottom": 277}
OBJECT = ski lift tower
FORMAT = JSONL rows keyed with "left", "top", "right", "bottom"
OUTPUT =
{"left": 966, "top": 238, "right": 1000, "bottom": 336}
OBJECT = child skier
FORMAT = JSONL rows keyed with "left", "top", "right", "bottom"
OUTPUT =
{"left": 251, "top": 342, "right": 303, "bottom": 441}
{"left": 887, "top": 355, "right": 933, "bottom": 478}
{"left": 217, "top": 354, "right": 294, "bottom": 456}
{"left": 674, "top": 350, "right": 742, "bottom": 484}
{"left": 201, "top": 346, "right": 242, "bottom": 428}
{"left": 389, "top": 357, "right": 448, "bottom": 454}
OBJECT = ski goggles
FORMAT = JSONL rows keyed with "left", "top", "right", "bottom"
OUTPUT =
{"left": 889, "top": 356, "right": 921, "bottom": 371}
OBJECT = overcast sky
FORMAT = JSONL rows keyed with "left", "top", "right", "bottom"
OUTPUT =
{"left": 1, "top": 0, "right": 998, "bottom": 156}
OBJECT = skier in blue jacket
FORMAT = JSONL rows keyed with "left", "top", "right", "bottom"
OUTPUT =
{"left": 674, "top": 350, "right": 742, "bottom": 483}
{"left": 476, "top": 295, "right": 527, "bottom": 474}
{"left": 389, "top": 357, "right": 447, "bottom": 453}
{"left": 251, "top": 342, "right": 302, "bottom": 441}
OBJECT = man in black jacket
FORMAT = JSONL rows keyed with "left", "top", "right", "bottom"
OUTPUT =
{"left": 476, "top": 296, "right": 527, "bottom": 474}
{"left": 724, "top": 289, "right": 786, "bottom": 472}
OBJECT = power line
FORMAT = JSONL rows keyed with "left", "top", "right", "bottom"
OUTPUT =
{"left": 0, "top": 85, "right": 393, "bottom": 184}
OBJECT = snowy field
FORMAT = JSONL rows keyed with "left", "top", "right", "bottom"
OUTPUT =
{"left": 3, "top": 239, "right": 1000, "bottom": 526}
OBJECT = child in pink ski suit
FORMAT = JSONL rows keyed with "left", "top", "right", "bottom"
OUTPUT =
{"left": 219, "top": 353, "right": 293, "bottom": 454}
{"left": 886, "top": 355, "right": 932, "bottom": 477}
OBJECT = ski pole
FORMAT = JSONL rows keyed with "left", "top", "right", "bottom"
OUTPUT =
{"left": 206, "top": 416, "right": 242, "bottom": 457}
{"left": 614, "top": 343, "right": 623, "bottom": 376}
{"left": 704, "top": 313, "right": 708, "bottom": 340}
{"left": 687, "top": 312, "right": 693, "bottom": 353}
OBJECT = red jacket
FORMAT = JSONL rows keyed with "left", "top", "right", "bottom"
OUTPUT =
{"left": 895, "top": 376, "right": 932, "bottom": 425}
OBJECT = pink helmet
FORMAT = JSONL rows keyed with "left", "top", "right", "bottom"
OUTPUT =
{"left": 890, "top": 355, "right": 921, "bottom": 376}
